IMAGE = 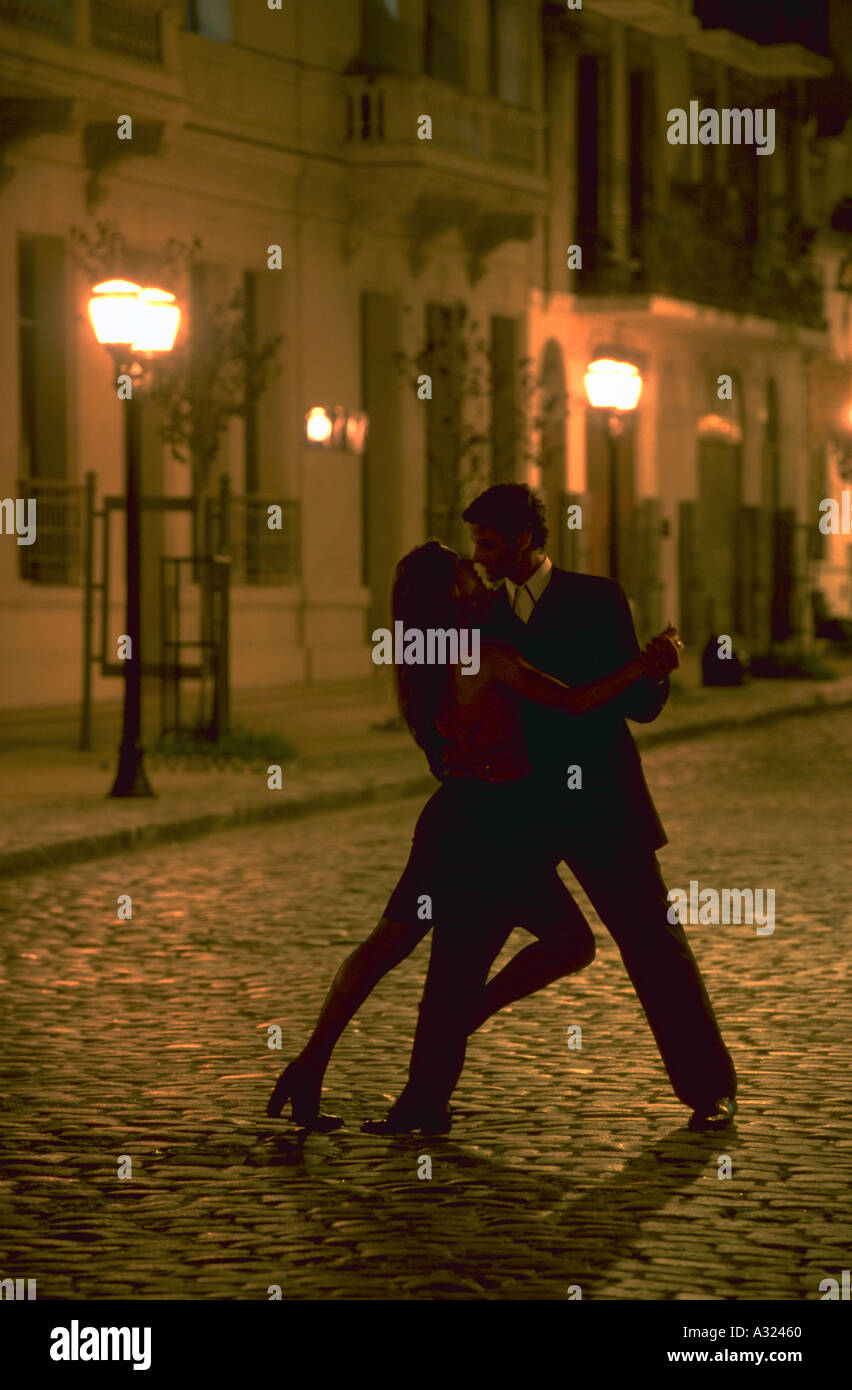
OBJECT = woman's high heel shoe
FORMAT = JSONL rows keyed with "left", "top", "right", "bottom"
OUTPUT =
{"left": 266, "top": 1060, "right": 343, "bottom": 1131}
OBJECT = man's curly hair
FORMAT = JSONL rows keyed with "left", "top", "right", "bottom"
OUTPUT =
{"left": 462, "top": 484, "right": 548, "bottom": 547}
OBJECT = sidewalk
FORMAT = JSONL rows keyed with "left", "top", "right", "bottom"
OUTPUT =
{"left": 2, "top": 651, "right": 852, "bottom": 879}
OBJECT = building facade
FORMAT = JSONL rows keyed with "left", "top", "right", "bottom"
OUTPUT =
{"left": 1, "top": 0, "right": 850, "bottom": 714}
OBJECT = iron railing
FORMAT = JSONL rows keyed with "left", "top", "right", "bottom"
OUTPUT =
{"left": 16, "top": 477, "right": 301, "bottom": 587}
{"left": 15, "top": 476, "right": 84, "bottom": 585}
{"left": 576, "top": 191, "right": 825, "bottom": 329}
{"left": 206, "top": 485, "right": 301, "bottom": 585}
{"left": 0, "top": 0, "right": 73, "bottom": 39}
{"left": 0, "top": 0, "right": 162, "bottom": 59}
{"left": 90, "top": 0, "right": 162, "bottom": 63}
{"left": 342, "top": 73, "right": 545, "bottom": 177}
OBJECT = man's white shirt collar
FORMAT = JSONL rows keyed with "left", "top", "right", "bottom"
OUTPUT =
{"left": 504, "top": 556, "right": 553, "bottom": 607}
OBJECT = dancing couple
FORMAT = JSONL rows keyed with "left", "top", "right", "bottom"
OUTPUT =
{"left": 267, "top": 484, "right": 738, "bottom": 1135}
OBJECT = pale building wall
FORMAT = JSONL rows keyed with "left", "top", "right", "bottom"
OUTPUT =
{"left": 1, "top": 0, "right": 846, "bottom": 715}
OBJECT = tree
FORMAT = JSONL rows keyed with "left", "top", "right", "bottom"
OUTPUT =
{"left": 393, "top": 301, "right": 568, "bottom": 547}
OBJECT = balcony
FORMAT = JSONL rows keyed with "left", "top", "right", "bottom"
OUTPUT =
{"left": 90, "top": 0, "right": 162, "bottom": 65}
{"left": 576, "top": 183, "right": 825, "bottom": 330}
{"left": 0, "top": 0, "right": 73, "bottom": 41}
{"left": 0, "top": 0, "right": 163, "bottom": 63}
{"left": 342, "top": 72, "right": 547, "bottom": 190}
{"left": 341, "top": 72, "right": 548, "bottom": 277}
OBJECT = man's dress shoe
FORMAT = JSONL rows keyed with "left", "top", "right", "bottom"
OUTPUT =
{"left": 361, "top": 1109, "right": 452, "bottom": 1136}
{"left": 688, "top": 1096, "right": 738, "bottom": 1131}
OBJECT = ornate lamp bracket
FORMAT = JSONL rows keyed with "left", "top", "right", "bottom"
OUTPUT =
{"left": 83, "top": 120, "right": 165, "bottom": 212}
{"left": 0, "top": 98, "right": 77, "bottom": 192}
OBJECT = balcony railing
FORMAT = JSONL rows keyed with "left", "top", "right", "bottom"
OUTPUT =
{"left": 0, "top": 0, "right": 73, "bottom": 39}
{"left": 0, "top": 1, "right": 163, "bottom": 61}
{"left": 343, "top": 74, "right": 545, "bottom": 179}
{"left": 576, "top": 184, "right": 825, "bottom": 329}
{"left": 15, "top": 476, "right": 83, "bottom": 585}
{"left": 206, "top": 492, "right": 301, "bottom": 586}
{"left": 91, "top": 0, "right": 161, "bottom": 64}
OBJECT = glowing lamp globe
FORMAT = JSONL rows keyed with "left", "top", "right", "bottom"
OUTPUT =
{"left": 87, "top": 280, "right": 143, "bottom": 346}
{"left": 305, "top": 407, "right": 334, "bottom": 445}
{"left": 584, "top": 358, "right": 643, "bottom": 411}
{"left": 132, "top": 288, "right": 180, "bottom": 352}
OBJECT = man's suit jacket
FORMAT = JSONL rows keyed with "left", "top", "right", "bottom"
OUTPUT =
{"left": 486, "top": 567, "right": 669, "bottom": 858}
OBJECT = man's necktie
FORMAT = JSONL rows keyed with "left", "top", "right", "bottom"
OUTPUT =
{"left": 512, "top": 584, "right": 535, "bottom": 623}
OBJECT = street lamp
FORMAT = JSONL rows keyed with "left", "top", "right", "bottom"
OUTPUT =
{"left": 88, "top": 279, "right": 181, "bottom": 797}
{"left": 584, "top": 355, "right": 643, "bottom": 581}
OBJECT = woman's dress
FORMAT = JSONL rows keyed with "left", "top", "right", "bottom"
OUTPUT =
{"left": 381, "top": 658, "right": 578, "bottom": 946}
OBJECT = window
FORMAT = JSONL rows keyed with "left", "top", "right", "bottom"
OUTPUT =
{"left": 488, "top": 0, "right": 528, "bottom": 105}
{"left": 628, "top": 68, "right": 655, "bottom": 260}
{"left": 18, "top": 238, "right": 36, "bottom": 485}
{"left": 576, "top": 54, "right": 610, "bottom": 266}
{"left": 17, "top": 237, "right": 68, "bottom": 482}
{"left": 185, "top": 0, "right": 231, "bottom": 42}
{"left": 17, "top": 235, "right": 74, "bottom": 583}
{"left": 724, "top": 73, "right": 761, "bottom": 246}
{"left": 424, "top": 0, "right": 464, "bottom": 86}
{"left": 361, "top": 0, "right": 402, "bottom": 70}
{"left": 688, "top": 55, "right": 716, "bottom": 187}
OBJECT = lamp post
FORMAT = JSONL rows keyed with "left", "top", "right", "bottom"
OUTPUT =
{"left": 584, "top": 356, "right": 643, "bottom": 582}
{"left": 88, "top": 280, "right": 181, "bottom": 797}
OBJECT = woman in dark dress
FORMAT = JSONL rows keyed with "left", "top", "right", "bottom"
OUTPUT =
{"left": 266, "top": 541, "right": 681, "bottom": 1131}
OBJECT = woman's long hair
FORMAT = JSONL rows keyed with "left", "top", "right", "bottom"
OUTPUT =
{"left": 391, "top": 540, "right": 459, "bottom": 762}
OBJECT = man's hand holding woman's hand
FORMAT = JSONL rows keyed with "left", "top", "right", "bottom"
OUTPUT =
{"left": 641, "top": 623, "right": 683, "bottom": 679}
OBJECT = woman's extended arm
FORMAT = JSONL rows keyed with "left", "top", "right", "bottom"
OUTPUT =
{"left": 487, "top": 630, "right": 679, "bottom": 716}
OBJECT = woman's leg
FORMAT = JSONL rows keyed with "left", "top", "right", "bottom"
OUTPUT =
{"left": 466, "top": 934, "right": 595, "bottom": 1035}
{"left": 272, "top": 781, "right": 457, "bottom": 1120}
{"left": 290, "top": 915, "right": 430, "bottom": 1088}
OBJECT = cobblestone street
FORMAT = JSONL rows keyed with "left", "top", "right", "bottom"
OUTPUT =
{"left": 1, "top": 710, "right": 850, "bottom": 1301}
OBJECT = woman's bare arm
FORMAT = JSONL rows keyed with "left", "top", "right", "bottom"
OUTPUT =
{"left": 486, "top": 634, "right": 678, "bottom": 716}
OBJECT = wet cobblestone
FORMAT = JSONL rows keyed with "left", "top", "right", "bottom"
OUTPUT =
{"left": 0, "top": 711, "right": 850, "bottom": 1300}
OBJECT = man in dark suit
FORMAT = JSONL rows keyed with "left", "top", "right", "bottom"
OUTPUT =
{"left": 370, "top": 484, "right": 736, "bottom": 1136}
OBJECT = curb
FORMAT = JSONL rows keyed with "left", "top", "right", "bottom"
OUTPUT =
{"left": 0, "top": 775, "right": 436, "bottom": 881}
{"left": 635, "top": 690, "right": 852, "bottom": 749}
{"left": 3, "top": 694, "right": 851, "bottom": 880}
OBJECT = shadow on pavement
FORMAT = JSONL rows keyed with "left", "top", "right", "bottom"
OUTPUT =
{"left": 252, "top": 1120, "right": 725, "bottom": 1298}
